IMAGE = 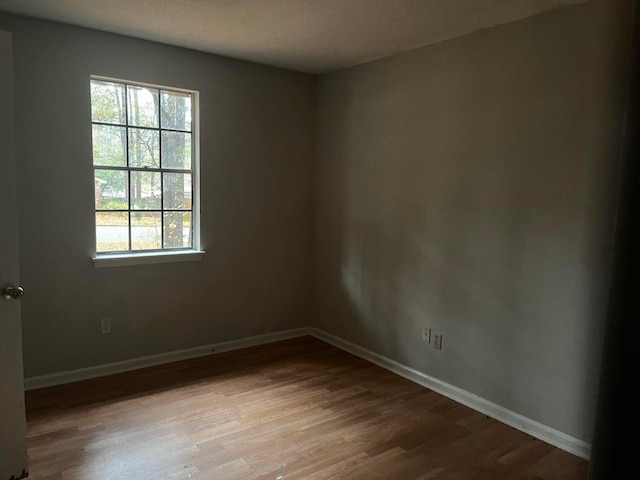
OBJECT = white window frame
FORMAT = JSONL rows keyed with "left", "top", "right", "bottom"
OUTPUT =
{"left": 90, "top": 75, "right": 203, "bottom": 268}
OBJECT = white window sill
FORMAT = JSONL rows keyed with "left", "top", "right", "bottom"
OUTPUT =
{"left": 93, "top": 250, "right": 205, "bottom": 268}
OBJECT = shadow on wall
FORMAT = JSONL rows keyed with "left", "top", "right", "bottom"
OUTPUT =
{"left": 335, "top": 75, "right": 534, "bottom": 400}
{"left": 316, "top": 9, "right": 618, "bottom": 438}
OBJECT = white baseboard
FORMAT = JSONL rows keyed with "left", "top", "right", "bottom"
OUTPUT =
{"left": 308, "top": 328, "right": 591, "bottom": 460}
{"left": 24, "top": 328, "right": 310, "bottom": 391}
{"left": 24, "top": 325, "right": 590, "bottom": 459}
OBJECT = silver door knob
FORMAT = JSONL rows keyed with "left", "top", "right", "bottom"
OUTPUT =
{"left": 2, "top": 284, "right": 24, "bottom": 300}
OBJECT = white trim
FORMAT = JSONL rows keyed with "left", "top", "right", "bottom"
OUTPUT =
{"left": 24, "top": 328, "right": 308, "bottom": 390}
{"left": 23, "top": 326, "right": 591, "bottom": 459}
{"left": 307, "top": 328, "right": 591, "bottom": 460}
{"left": 191, "top": 88, "right": 201, "bottom": 252}
{"left": 93, "top": 250, "right": 205, "bottom": 268}
{"left": 91, "top": 75, "right": 197, "bottom": 95}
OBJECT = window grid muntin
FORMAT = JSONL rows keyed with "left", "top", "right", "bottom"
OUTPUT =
{"left": 92, "top": 121, "right": 191, "bottom": 134}
{"left": 92, "top": 78, "right": 195, "bottom": 254}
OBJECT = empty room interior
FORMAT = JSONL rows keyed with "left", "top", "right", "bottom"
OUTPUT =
{"left": 0, "top": 0, "right": 638, "bottom": 479}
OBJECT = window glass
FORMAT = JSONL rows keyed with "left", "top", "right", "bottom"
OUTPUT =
{"left": 91, "top": 78, "right": 197, "bottom": 254}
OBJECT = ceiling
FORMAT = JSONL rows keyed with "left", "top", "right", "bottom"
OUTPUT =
{"left": 0, "top": 0, "right": 586, "bottom": 74}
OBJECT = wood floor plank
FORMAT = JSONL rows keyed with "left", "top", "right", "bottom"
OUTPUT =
{"left": 25, "top": 336, "right": 588, "bottom": 479}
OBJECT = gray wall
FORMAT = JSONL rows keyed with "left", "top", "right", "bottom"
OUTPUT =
{"left": 313, "top": 0, "right": 630, "bottom": 442}
{"left": 0, "top": 13, "right": 316, "bottom": 378}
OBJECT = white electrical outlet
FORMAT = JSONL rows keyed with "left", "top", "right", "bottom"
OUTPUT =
{"left": 434, "top": 334, "right": 442, "bottom": 350}
{"left": 101, "top": 318, "right": 112, "bottom": 334}
{"left": 422, "top": 327, "right": 431, "bottom": 343}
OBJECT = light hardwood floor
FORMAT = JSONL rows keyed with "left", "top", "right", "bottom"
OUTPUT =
{"left": 25, "top": 336, "right": 588, "bottom": 479}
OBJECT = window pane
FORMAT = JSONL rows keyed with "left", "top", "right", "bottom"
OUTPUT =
{"left": 161, "top": 131, "right": 191, "bottom": 169}
{"left": 161, "top": 91, "right": 191, "bottom": 131}
{"left": 92, "top": 79, "right": 197, "bottom": 255}
{"left": 163, "top": 212, "right": 192, "bottom": 249}
{"left": 91, "top": 80, "right": 125, "bottom": 124}
{"left": 96, "top": 212, "right": 129, "bottom": 252}
{"left": 92, "top": 125, "right": 126, "bottom": 166}
{"left": 128, "top": 128, "right": 159, "bottom": 167}
{"left": 130, "top": 171, "right": 161, "bottom": 210}
{"left": 163, "top": 173, "right": 191, "bottom": 210}
{"left": 127, "top": 85, "right": 159, "bottom": 128}
{"left": 95, "top": 169, "right": 128, "bottom": 210}
{"left": 131, "top": 212, "right": 161, "bottom": 250}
